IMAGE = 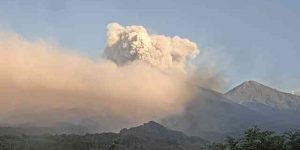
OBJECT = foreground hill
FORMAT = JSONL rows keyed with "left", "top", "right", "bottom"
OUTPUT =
{"left": 0, "top": 121, "right": 206, "bottom": 150}
{"left": 116, "top": 121, "right": 205, "bottom": 150}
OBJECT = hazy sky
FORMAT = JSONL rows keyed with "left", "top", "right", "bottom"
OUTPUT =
{"left": 0, "top": 0, "right": 299, "bottom": 91}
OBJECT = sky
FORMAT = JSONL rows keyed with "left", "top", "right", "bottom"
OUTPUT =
{"left": 0, "top": 0, "right": 299, "bottom": 92}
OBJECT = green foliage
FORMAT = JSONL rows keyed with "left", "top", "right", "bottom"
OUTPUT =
{"left": 284, "top": 130, "right": 300, "bottom": 150}
{"left": 205, "top": 127, "right": 300, "bottom": 150}
{"left": 0, "top": 127, "right": 299, "bottom": 150}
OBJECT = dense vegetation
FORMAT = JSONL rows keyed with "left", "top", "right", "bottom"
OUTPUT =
{"left": 0, "top": 133, "right": 118, "bottom": 150}
{"left": 205, "top": 127, "right": 300, "bottom": 150}
{"left": 0, "top": 127, "right": 299, "bottom": 150}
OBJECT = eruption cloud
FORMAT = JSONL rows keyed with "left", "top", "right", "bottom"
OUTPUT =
{"left": 0, "top": 23, "right": 222, "bottom": 132}
{"left": 105, "top": 23, "right": 199, "bottom": 71}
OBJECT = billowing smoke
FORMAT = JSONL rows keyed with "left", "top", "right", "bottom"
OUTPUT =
{"left": 0, "top": 23, "right": 222, "bottom": 132}
{"left": 104, "top": 23, "right": 199, "bottom": 71}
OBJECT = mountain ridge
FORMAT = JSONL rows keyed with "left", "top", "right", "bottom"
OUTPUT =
{"left": 162, "top": 81, "right": 300, "bottom": 141}
{"left": 225, "top": 80, "right": 300, "bottom": 110}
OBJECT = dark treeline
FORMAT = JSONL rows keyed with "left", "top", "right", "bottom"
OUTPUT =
{"left": 0, "top": 133, "right": 118, "bottom": 150}
{"left": 0, "top": 127, "right": 299, "bottom": 150}
{"left": 204, "top": 127, "right": 300, "bottom": 150}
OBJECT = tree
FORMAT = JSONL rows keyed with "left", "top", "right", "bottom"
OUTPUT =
{"left": 240, "top": 126, "right": 285, "bottom": 150}
{"left": 284, "top": 129, "right": 300, "bottom": 150}
{"left": 205, "top": 127, "right": 288, "bottom": 150}
{"left": 225, "top": 136, "right": 240, "bottom": 150}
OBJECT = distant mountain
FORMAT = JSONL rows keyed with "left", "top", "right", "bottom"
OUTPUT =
{"left": 161, "top": 88, "right": 267, "bottom": 141}
{"left": 162, "top": 81, "right": 300, "bottom": 141}
{"left": 225, "top": 80, "right": 300, "bottom": 110}
{"left": 225, "top": 80, "right": 300, "bottom": 131}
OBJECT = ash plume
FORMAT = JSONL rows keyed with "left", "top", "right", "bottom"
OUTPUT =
{"left": 104, "top": 23, "right": 199, "bottom": 71}
{"left": 0, "top": 23, "right": 223, "bottom": 132}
